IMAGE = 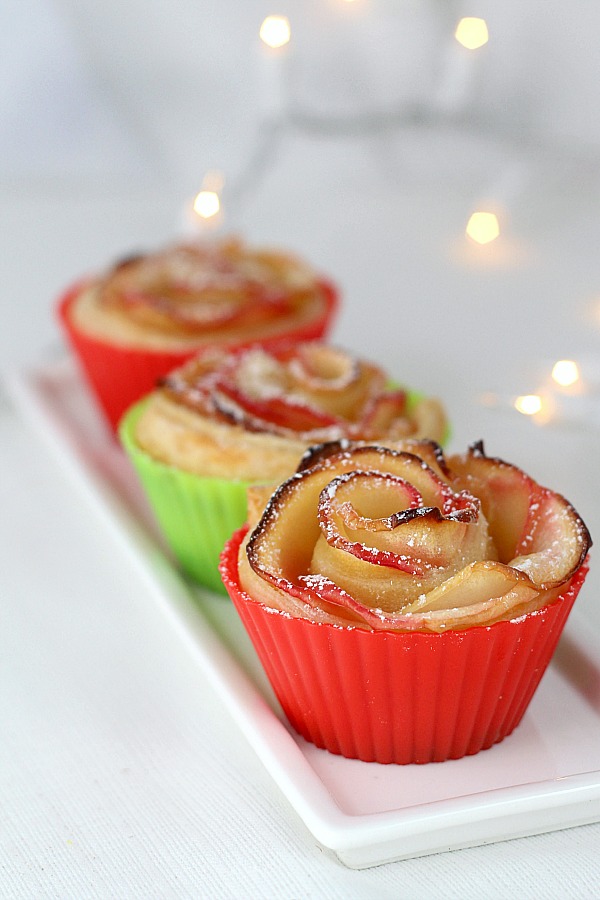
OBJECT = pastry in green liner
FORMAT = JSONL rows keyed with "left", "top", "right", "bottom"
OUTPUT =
{"left": 120, "top": 342, "right": 448, "bottom": 593}
{"left": 120, "top": 399, "right": 250, "bottom": 593}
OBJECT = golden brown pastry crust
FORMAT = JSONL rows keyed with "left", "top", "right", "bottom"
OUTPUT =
{"left": 133, "top": 344, "right": 448, "bottom": 482}
{"left": 135, "top": 390, "right": 308, "bottom": 482}
{"left": 68, "top": 239, "right": 331, "bottom": 351}
{"left": 238, "top": 440, "right": 591, "bottom": 632}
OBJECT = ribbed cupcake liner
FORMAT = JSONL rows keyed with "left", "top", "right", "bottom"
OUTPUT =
{"left": 220, "top": 527, "right": 588, "bottom": 765}
{"left": 57, "top": 285, "right": 199, "bottom": 432}
{"left": 58, "top": 280, "right": 339, "bottom": 433}
{"left": 120, "top": 400, "right": 251, "bottom": 594}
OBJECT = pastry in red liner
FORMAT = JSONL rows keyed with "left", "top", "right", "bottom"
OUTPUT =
{"left": 58, "top": 238, "right": 338, "bottom": 431}
{"left": 121, "top": 343, "right": 447, "bottom": 592}
{"left": 219, "top": 440, "right": 591, "bottom": 764}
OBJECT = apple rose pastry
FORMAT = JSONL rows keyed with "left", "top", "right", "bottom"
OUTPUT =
{"left": 120, "top": 344, "right": 447, "bottom": 593}
{"left": 134, "top": 342, "right": 447, "bottom": 481}
{"left": 220, "top": 440, "right": 591, "bottom": 764}
{"left": 58, "top": 237, "right": 338, "bottom": 431}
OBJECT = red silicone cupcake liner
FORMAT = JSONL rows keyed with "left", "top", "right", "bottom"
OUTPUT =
{"left": 220, "top": 527, "right": 588, "bottom": 765}
{"left": 57, "top": 279, "right": 339, "bottom": 432}
{"left": 57, "top": 284, "right": 199, "bottom": 432}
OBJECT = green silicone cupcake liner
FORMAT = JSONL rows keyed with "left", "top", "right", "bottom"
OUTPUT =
{"left": 119, "top": 398, "right": 253, "bottom": 594}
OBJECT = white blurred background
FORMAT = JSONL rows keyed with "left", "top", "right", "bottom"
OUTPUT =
{"left": 4, "top": 0, "right": 600, "bottom": 188}
{"left": 3, "top": 0, "right": 600, "bottom": 440}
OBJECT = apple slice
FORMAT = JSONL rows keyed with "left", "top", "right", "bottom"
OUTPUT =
{"left": 451, "top": 442, "right": 591, "bottom": 587}
{"left": 317, "top": 470, "right": 480, "bottom": 570}
{"left": 296, "top": 439, "right": 452, "bottom": 480}
{"left": 245, "top": 443, "right": 492, "bottom": 612}
{"left": 509, "top": 487, "right": 590, "bottom": 588}
{"left": 212, "top": 379, "right": 343, "bottom": 436}
{"left": 101, "top": 242, "right": 307, "bottom": 334}
{"left": 358, "top": 390, "right": 408, "bottom": 437}
{"left": 449, "top": 442, "right": 538, "bottom": 561}
{"left": 239, "top": 440, "right": 591, "bottom": 633}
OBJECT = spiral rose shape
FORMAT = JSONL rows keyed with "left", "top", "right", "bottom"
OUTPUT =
{"left": 95, "top": 238, "right": 331, "bottom": 339}
{"left": 160, "top": 342, "right": 446, "bottom": 444}
{"left": 238, "top": 440, "right": 591, "bottom": 632}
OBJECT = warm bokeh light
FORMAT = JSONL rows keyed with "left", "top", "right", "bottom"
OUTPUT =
{"left": 455, "top": 17, "right": 489, "bottom": 50}
{"left": 466, "top": 211, "right": 500, "bottom": 244}
{"left": 514, "top": 394, "right": 543, "bottom": 416}
{"left": 260, "top": 15, "right": 291, "bottom": 49}
{"left": 193, "top": 190, "right": 220, "bottom": 219}
{"left": 552, "top": 359, "right": 580, "bottom": 387}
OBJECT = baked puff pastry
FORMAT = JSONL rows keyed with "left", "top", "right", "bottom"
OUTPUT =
{"left": 133, "top": 342, "right": 448, "bottom": 484}
{"left": 58, "top": 237, "right": 338, "bottom": 431}
{"left": 238, "top": 439, "right": 591, "bottom": 632}
{"left": 67, "top": 237, "right": 337, "bottom": 351}
{"left": 220, "top": 441, "right": 590, "bottom": 763}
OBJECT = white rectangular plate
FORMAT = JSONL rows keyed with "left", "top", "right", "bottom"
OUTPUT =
{"left": 7, "top": 357, "right": 600, "bottom": 869}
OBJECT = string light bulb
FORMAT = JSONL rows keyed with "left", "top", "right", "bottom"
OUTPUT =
{"left": 455, "top": 17, "right": 489, "bottom": 50}
{"left": 514, "top": 394, "right": 543, "bottom": 416}
{"left": 260, "top": 15, "right": 291, "bottom": 49}
{"left": 466, "top": 211, "right": 500, "bottom": 244}
{"left": 551, "top": 359, "right": 580, "bottom": 388}
{"left": 193, "top": 190, "right": 220, "bottom": 220}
